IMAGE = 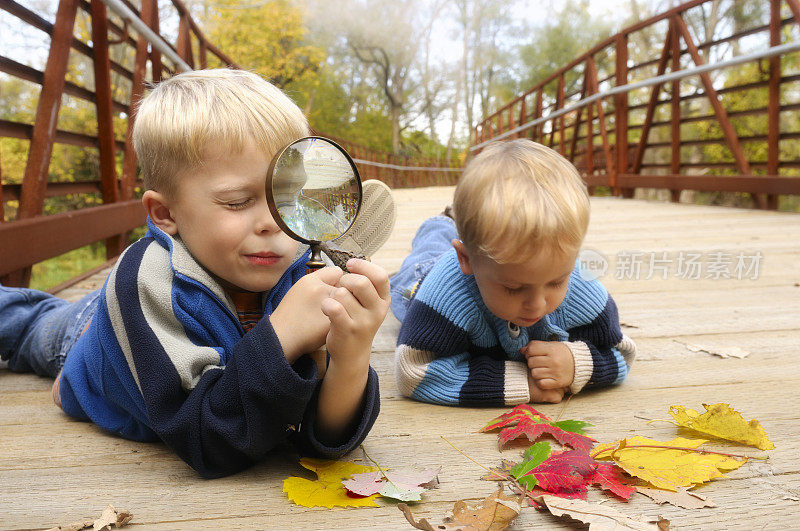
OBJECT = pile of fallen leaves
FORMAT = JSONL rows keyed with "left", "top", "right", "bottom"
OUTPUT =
{"left": 283, "top": 402, "right": 773, "bottom": 530}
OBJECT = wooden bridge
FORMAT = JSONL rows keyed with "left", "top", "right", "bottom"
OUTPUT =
{"left": 2, "top": 0, "right": 800, "bottom": 529}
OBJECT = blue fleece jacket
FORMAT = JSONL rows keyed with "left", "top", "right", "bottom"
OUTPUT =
{"left": 59, "top": 218, "right": 380, "bottom": 477}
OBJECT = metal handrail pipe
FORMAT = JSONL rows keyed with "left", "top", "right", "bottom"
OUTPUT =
{"left": 470, "top": 41, "right": 800, "bottom": 152}
{"left": 353, "top": 159, "right": 461, "bottom": 172}
{"left": 100, "top": 0, "right": 192, "bottom": 72}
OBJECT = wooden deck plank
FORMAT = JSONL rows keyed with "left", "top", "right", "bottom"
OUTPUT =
{"left": 2, "top": 188, "right": 799, "bottom": 529}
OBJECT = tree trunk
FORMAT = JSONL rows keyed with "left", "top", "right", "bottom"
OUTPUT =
{"left": 391, "top": 103, "right": 402, "bottom": 154}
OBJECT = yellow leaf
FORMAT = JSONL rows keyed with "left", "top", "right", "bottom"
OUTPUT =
{"left": 283, "top": 458, "right": 380, "bottom": 508}
{"left": 591, "top": 436, "right": 747, "bottom": 491}
{"left": 669, "top": 403, "right": 775, "bottom": 450}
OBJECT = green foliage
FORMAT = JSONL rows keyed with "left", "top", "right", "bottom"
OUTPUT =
{"left": 29, "top": 243, "right": 107, "bottom": 291}
{"left": 203, "top": 0, "right": 324, "bottom": 88}
{"left": 514, "top": 0, "right": 613, "bottom": 97}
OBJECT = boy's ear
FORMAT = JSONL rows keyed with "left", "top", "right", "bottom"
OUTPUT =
{"left": 142, "top": 190, "right": 178, "bottom": 235}
{"left": 452, "top": 239, "right": 474, "bottom": 275}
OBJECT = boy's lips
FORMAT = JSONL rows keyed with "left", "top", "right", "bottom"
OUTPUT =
{"left": 245, "top": 252, "right": 282, "bottom": 266}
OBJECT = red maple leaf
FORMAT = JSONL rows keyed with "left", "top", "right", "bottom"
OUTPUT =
{"left": 515, "top": 450, "right": 635, "bottom": 503}
{"left": 588, "top": 462, "right": 637, "bottom": 500}
{"left": 497, "top": 421, "right": 595, "bottom": 451}
{"left": 523, "top": 450, "right": 596, "bottom": 494}
{"left": 479, "top": 404, "right": 551, "bottom": 432}
{"left": 480, "top": 404, "right": 596, "bottom": 450}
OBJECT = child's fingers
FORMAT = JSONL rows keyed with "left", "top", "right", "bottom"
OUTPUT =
{"left": 345, "top": 259, "right": 390, "bottom": 301}
{"left": 530, "top": 366, "right": 555, "bottom": 381}
{"left": 310, "top": 265, "right": 344, "bottom": 287}
{"left": 327, "top": 286, "right": 361, "bottom": 319}
{"left": 527, "top": 355, "right": 553, "bottom": 369}
{"left": 535, "top": 377, "right": 561, "bottom": 390}
{"left": 337, "top": 273, "right": 381, "bottom": 309}
{"left": 320, "top": 293, "right": 354, "bottom": 326}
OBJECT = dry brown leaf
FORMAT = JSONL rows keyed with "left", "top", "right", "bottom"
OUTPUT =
{"left": 674, "top": 341, "right": 749, "bottom": 359}
{"left": 636, "top": 487, "right": 716, "bottom": 509}
{"left": 45, "top": 505, "right": 132, "bottom": 531}
{"left": 399, "top": 487, "right": 522, "bottom": 531}
{"left": 536, "top": 494, "right": 668, "bottom": 530}
{"left": 93, "top": 505, "right": 133, "bottom": 530}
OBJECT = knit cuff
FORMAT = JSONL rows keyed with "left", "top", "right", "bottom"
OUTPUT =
{"left": 564, "top": 341, "right": 593, "bottom": 394}
{"left": 504, "top": 361, "right": 531, "bottom": 405}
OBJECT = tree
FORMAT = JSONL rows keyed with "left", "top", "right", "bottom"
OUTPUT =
{"left": 202, "top": 0, "right": 324, "bottom": 88}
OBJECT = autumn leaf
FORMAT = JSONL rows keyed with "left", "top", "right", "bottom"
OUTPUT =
{"left": 591, "top": 461, "right": 638, "bottom": 499}
{"left": 522, "top": 449, "right": 596, "bottom": 496}
{"left": 508, "top": 441, "right": 551, "bottom": 490}
{"left": 591, "top": 436, "right": 748, "bottom": 491}
{"left": 637, "top": 486, "right": 716, "bottom": 509}
{"left": 535, "top": 495, "right": 669, "bottom": 530}
{"left": 668, "top": 403, "right": 774, "bottom": 450}
{"left": 45, "top": 505, "right": 133, "bottom": 531}
{"left": 283, "top": 458, "right": 380, "bottom": 508}
{"left": 399, "top": 486, "right": 522, "bottom": 531}
{"left": 342, "top": 467, "right": 441, "bottom": 502}
{"left": 487, "top": 446, "right": 636, "bottom": 501}
{"left": 480, "top": 404, "right": 595, "bottom": 450}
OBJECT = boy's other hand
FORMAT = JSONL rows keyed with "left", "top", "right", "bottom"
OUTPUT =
{"left": 522, "top": 340, "right": 575, "bottom": 390}
{"left": 527, "top": 370, "right": 567, "bottom": 403}
{"left": 270, "top": 267, "right": 343, "bottom": 362}
{"left": 321, "top": 259, "right": 390, "bottom": 370}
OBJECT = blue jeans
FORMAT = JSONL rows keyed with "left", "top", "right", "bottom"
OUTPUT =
{"left": 389, "top": 215, "right": 457, "bottom": 322}
{"left": 0, "top": 286, "right": 100, "bottom": 378}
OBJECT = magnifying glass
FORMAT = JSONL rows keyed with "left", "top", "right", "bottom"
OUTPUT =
{"left": 266, "top": 136, "right": 364, "bottom": 272}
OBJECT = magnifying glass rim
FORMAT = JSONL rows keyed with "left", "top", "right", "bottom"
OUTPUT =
{"left": 266, "top": 135, "right": 363, "bottom": 246}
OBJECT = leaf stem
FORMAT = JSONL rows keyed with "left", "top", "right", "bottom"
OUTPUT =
{"left": 610, "top": 444, "right": 768, "bottom": 460}
{"left": 360, "top": 445, "right": 400, "bottom": 490}
{"left": 440, "top": 436, "right": 539, "bottom": 505}
{"left": 555, "top": 393, "right": 573, "bottom": 422}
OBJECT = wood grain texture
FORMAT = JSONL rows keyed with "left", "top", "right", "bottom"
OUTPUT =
{"left": 2, "top": 188, "right": 798, "bottom": 530}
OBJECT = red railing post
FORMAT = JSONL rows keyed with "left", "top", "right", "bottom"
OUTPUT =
{"left": 177, "top": 13, "right": 195, "bottom": 68}
{"left": 767, "top": 0, "right": 781, "bottom": 210}
{"left": 614, "top": 33, "right": 630, "bottom": 198}
{"left": 670, "top": 20, "right": 682, "bottom": 203}
{"left": 90, "top": 0, "right": 124, "bottom": 258}
{"left": 11, "top": 0, "right": 79, "bottom": 286}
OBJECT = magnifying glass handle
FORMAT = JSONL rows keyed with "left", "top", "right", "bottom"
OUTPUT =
{"left": 306, "top": 245, "right": 326, "bottom": 274}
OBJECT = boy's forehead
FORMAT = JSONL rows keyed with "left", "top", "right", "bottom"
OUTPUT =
{"left": 484, "top": 247, "right": 577, "bottom": 281}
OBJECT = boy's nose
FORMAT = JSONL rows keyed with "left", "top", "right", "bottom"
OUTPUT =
{"left": 522, "top": 292, "right": 547, "bottom": 314}
{"left": 255, "top": 207, "right": 281, "bottom": 234}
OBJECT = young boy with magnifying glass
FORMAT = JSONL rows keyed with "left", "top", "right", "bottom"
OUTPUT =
{"left": 0, "top": 69, "right": 396, "bottom": 478}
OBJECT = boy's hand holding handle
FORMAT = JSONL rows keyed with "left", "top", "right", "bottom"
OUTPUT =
{"left": 316, "top": 258, "right": 390, "bottom": 441}
{"left": 270, "top": 267, "right": 343, "bottom": 363}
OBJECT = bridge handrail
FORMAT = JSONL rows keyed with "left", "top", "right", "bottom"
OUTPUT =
{"left": 473, "top": 0, "right": 800, "bottom": 210}
{"left": 0, "top": 0, "right": 459, "bottom": 287}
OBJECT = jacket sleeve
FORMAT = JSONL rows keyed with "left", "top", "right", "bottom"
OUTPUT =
{"left": 558, "top": 281, "right": 637, "bottom": 394}
{"left": 115, "top": 242, "right": 377, "bottom": 478}
{"left": 293, "top": 365, "right": 381, "bottom": 458}
{"left": 395, "top": 294, "right": 530, "bottom": 407}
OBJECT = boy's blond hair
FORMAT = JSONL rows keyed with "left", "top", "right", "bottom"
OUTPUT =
{"left": 132, "top": 69, "right": 310, "bottom": 197}
{"left": 453, "top": 139, "right": 590, "bottom": 263}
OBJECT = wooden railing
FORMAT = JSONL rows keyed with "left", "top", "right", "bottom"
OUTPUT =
{"left": 326, "top": 136, "right": 461, "bottom": 189}
{"left": 0, "top": 0, "right": 458, "bottom": 288}
{"left": 473, "top": 0, "right": 800, "bottom": 209}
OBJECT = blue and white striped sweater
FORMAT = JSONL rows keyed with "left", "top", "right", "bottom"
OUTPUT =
{"left": 395, "top": 250, "right": 635, "bottom": 406}
{"left": 59, "top": 218, "right": 380, "bottom": 477}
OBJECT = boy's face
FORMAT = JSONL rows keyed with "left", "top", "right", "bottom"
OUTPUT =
{"left": 454, "top": 241, "right": 577, "bottom": 327}
{"left": 166, "top": 140, "right": 299, "bottom": 293}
